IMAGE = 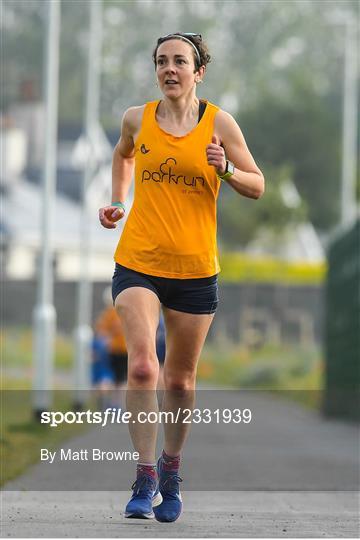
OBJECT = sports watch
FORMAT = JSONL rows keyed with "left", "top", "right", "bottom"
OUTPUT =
{"left": 218, "top": 160, "right": 235, "bottom": 181}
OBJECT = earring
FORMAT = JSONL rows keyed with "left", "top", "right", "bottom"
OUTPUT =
{"left": 155, "top": 81, "right": 159, "bottom": 87}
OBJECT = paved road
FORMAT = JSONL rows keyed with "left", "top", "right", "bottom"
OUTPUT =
{"left": 2, "top": 390, "right": 359, "bottom": 537}
{"left": 2, "top": 490, "right": 358, "bottom": 538}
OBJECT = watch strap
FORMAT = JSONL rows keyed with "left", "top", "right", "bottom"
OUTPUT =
{"left": 218, "top": 161, "right": 234, "bottom": 182}
{"left": 218, "top": 170, "right": 233, "bottom": 182}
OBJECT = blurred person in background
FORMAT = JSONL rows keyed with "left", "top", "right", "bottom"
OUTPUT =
{"left": 99, "top": 32, "right": 264, "bottom": 522}
{"left": 95, "top": 286, "right": 128, "bottom": 408}
{"left": 91, "top": 335, "right": 115, "bottom": 411}
{"left": 155, "top": 312, "right": 166, "bottom": 390}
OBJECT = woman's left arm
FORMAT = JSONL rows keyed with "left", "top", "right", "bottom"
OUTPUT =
{"left": 207, "top": 110, "right": 265, "bottom": 199}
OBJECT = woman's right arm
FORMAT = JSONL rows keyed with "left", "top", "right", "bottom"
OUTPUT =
{"left": 99, "top": 108, "right": 138, "bottom": 229}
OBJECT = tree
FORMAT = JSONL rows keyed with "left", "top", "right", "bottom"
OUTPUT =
{"left": 218, "top": 163, "right": 307, "bottom": 248}
{"left": 239, "top": 89, "right": 342, "bottom": 231}
{"left": 2, "top": 0, "right": 358, "bottom": 239}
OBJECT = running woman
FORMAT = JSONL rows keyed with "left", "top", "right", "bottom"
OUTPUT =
{"left": 99, "top": 32, "right": 264, "bottom": 522}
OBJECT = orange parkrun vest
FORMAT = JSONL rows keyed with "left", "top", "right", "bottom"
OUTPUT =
{"left": 114, "top": 99, "right": 222, "bottom": 279}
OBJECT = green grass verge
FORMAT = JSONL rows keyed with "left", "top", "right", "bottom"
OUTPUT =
{"left": 0, "top": 378, "right": 91, "bottom": 486}
{"left": 2, "top": 327, "right": 73, "bottom": 370}
{"left": 198, "top": 342, "right": 324, "bottom": 410}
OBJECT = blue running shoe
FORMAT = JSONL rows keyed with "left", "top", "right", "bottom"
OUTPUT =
{"left": 154, "top": 457, "right": 183, "bottom": 522}
{"left": 125, "top": 473, "right": 162, "bottom": 519}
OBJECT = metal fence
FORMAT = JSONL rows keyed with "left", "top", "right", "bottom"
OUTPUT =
{"left": 3, "top": 278, "right": 323, "bottom": 347}
{"left": 323, "top": 218, "right": 360, "bottom": 421}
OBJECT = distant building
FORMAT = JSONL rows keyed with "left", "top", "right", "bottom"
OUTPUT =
{"left": 1, "top": 91, "right": 128, "bottom": 281}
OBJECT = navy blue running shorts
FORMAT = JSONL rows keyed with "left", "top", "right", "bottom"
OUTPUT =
{"left": 112, "top": 264, "right": 219, "bottom": 315}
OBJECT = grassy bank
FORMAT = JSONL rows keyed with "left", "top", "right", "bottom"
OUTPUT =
{"left": 2, "top": 327, "right": 73, "bottom": 370}
{"left": 1, "top": 378, "right": 92, "bottom": 486}
{"left": 198, "top": 342, "right": 323, "bottom": 409}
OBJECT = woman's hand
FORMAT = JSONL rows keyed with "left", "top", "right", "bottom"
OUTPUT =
{"left": 98, "top": 205, "right": 125, "bottom": 229}
{"left": 206, "top": 135, "right": 226, "bottom": 176}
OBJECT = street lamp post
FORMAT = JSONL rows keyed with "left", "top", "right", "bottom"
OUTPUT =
{"left": 340, "top": 17, "right": 358, "bottom": 227}
{"left": 32, "top": 0, "right": 61, "bottom": 417}
{"left": 73, "top": 0, "right": 103, "bottom": 409}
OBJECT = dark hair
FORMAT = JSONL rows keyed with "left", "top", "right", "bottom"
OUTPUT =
{"left": 152, "top": 33, "right": 211, "bottom": 71}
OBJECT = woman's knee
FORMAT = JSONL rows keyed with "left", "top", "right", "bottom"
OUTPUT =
{"left": 163, "top": 372, "right": 196, "bottom": 393}
{"left": 128, "top": 350, "right": 159, "bottom": 386}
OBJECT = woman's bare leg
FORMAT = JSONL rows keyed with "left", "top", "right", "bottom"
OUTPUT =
{"left": 115, "top": 287, "right": 160, "bottom": 463}
{"left": 161, "top": 308, "right": 215, "bottom": 456}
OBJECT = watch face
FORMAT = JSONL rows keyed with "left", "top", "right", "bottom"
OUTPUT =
{"left": 227, "top": 161, "right": 235, "bottom": 175}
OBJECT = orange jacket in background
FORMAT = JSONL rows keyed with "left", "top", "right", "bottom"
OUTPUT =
{"left": 95, "top": 306, "right": 127, "bottom": 354}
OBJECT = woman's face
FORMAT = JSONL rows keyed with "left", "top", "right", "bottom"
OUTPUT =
{"left": 156, "top": 39, "right": 202, "bottom": 98}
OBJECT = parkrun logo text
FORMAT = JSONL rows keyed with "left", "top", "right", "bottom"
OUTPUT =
{"left": 142, "top": 157, "right": 205, "bottom": 188}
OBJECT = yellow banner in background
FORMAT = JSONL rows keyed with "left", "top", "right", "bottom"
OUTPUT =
{"left": 219, "top": 253, "right": 326, "bottom": 285}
